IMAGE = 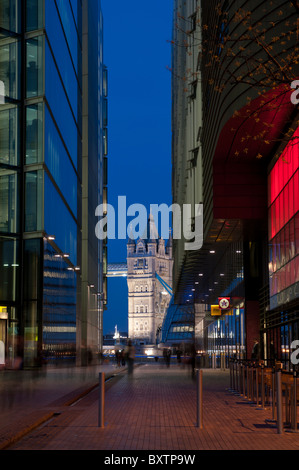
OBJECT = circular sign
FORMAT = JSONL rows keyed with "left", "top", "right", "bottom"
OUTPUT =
{"left": 219, "top": 298, "right": 230, "bottom": 309}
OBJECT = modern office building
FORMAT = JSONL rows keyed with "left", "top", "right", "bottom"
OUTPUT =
{"left": 0, "top": 0, "right": 107, "bottom": 368}
{"left": 170, "top": 0, "right": 299, "bottom": 367}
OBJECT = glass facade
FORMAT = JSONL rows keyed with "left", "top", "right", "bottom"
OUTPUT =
{"left": 262, "top": 128, "right": 299, "bottom": 369}
{"left": 207, "top": 305, "right": 245, "bottom": 366}
{"left": 268, "top": 127, "right": 299, "bottom": 309}
{"left": 0, "top": 0, "right": 107, "bottom": 368}
{"left": 0, "top": 0, "right": 21, "bottom": 368}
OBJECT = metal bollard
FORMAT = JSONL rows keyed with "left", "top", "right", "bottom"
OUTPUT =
{"left": 242, "top": 363, "right": 246, "bottom": 397}
{"left": 290, "top": 370, "right": 298, "bottom": 433}
{"left": 251, "top": 365, "right": 254, "bottom": 402}
{"left": 246, "top": 364, "right": 249, "bottom": 399}
{"left": 276, "top": 369, "right": 283, "bottom": 434}
{"left": 261, "top": 365, "right": 265, "bottom": 409}
{"left": 98, "top": 372, "right": 105, "bottom": 428}
{"left": 229, "top": 361, "right": 232, "bottom": 390}
{"left": 256, "top": 365, "right": 259, "bottom": 406}
{"left": 236, "top": 361, "right": 239, "bottom": 393}
{"left": 196, "top": 369, "right": 203, "bottom": 429}
{"left": 232, "top": 361, "right": 235, "bottom": 391}
{"left": 272, "top": 368, "right": 276, "bottom": 421}
{"left": 247, "top": 364, "right": 252, "bottom": 401}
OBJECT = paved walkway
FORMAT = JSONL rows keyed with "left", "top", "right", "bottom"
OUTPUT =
{"left": 0, "top": 362, "right": 124, "bottom": 450}
{"left": 3, "top": 363, "right": 299, "bottom": 451}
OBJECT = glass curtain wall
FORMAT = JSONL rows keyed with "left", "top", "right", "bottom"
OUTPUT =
{"left": 264, "top": 128, "right": 299, "bottom": 369}
{"left": 22, "top": 0, "right": 81, "bottom": 366}
{"left": 0, "top": 0, "right": 21, "bottom": 368}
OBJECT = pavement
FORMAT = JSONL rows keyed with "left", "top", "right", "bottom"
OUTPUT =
{"left": 0, "top": 361, "right": 125, "bottom": 450}
{"left": 1, "top": 361, "right": 299, "bottom": 452}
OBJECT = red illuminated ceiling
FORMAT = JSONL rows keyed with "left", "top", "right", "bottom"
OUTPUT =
{"left": 212, "top": 84, "right": 296, "bottom": 221}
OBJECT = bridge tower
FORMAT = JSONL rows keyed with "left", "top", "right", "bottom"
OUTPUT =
{"left": 127, "top": 215, "right": 173, "bottom": 346}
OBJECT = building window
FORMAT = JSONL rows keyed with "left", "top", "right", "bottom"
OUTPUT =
{"left": 26, "top": 103, "right": 43, "bottom": 165}
{"left": 268, "top": 127, "right": 299, "bottom": 308}
{"left": 0, "top": 107, "right": 19, "bottom": 166}
{"left": 25, "top": 170, "right": 43, "bottom": 232}
{"left": 26, "top": 0, "right": 44, "bottom": 32}
{"left": 26, "top": 36, "right": 44, "bottom": 98}
{"left": 0, "top": 171, "right": 19, "bottom": 233}
{"left": 0, "top": 40, "right": 20, "bottom": 101}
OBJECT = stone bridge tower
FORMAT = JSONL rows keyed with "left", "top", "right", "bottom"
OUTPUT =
{"left": 127, "top": 215, "right": 173, "bottom": 346}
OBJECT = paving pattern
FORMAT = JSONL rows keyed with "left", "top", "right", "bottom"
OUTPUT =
{"left": 5, "top": 363, "right": 299, "bottom": 451}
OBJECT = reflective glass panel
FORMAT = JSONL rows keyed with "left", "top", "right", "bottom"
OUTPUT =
{"left": 26, "top": 0, "right": 43, "bottom": 32}
{"left": 0, "top": 106, "right": 19, "bottom": 166}
{"left": 45, "top": 107, "right": 77, "bottom": 216}
{"left": 0, "top": 170, "right": 18, "bottom": 233}
{"left": 45, "top": 1, "right": 78, "bottom": 117}
{"left": 25, "top": 170, "right": 43, "bottom": 232}
{"left": 26, "top": 103, "right": 43, "bottom": 165}
{"left": 0, "top": 237, "right": 19, "bottom": 302}
{"left": 0, "top": 0, "right": 20, "bottom": 34}
{"left": 45, "top": 42, "right": 78, "bottom": 168}
{"left": 26, "top": 36, "right": 44, "bottom": 98}
{"left": 0, "top": 40, "right": 20, "bottom": 101}
{"left": 44, "top": 174, "right": 77, "bottom": 265}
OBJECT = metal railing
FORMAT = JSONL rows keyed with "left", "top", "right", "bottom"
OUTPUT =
{"left": 229, "top": 360, "right": 299, "bottom": 434}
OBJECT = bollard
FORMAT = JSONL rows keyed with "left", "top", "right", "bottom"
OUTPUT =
{"left": 242, "top": 363, "right": 246, "bottom": 397}
{"left": 98, "top": 372, "right": 105, "bottom": 428}
{"left": 256, "top": 365, "right": 259, "bottom": 406}
{"left": 251, "top": 365, "right": 254, "bottom": 402}
{"left": 272, "top": 368, "right": 276, "bottom": 421}
{"left": 229, "top": 361, "right": 232, "bottom": 390}
{"left": 261, "top": 364, "right": 265, "bottom": 409}
{"left": 247, "top": 364, "right": 252, "bottom": 401}
{"left": 246, "top": 364, "right": 249, "bottom": 399}
{"left": 196, "top": 369, "right": 203, "bottom": 429}
{"left": 290, "top": 370, "right": 298, "bottom": 433}
{"left": 236, "top": 361, "right": 239, "bottom": 393}
{"left": 232, "top": 361, "right": 235, "bottom": 391}
{"left": 276, "top": 369, "right": 283, "bottom": 434}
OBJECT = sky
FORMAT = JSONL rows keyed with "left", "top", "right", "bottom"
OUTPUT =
{"left": 101, "top": 1, "right": 173, "bottom": 334}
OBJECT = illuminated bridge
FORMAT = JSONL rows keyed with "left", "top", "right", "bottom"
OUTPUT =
{"left": 107, "top": 263, "right": 194, "bottom": 345}
{"left": 107, "top": 263, "right": 128, "bottom": 277}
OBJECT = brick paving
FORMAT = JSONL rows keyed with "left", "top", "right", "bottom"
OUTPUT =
{"left": 4, "top": 363, "right": 299, "bottom": 451}
{"left": 0, "top": 363, "right": 124, "bottom": 450}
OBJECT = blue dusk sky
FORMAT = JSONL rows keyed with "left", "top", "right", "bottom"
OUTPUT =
{"left": 101, "top": 1, "right": 173, "bottom": 334}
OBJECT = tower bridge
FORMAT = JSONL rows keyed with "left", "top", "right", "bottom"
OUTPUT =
{"left": 107, "top": 263, "right": 128, "bottom": 277}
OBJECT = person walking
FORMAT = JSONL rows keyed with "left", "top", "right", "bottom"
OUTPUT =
{"left": 251, "top": 339, "right": 260, "bottom": 363}
{"left": 125, "top": 340, "right": 135, "bottom": 376}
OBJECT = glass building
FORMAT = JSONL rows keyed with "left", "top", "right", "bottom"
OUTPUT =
{"left": 170, "top": 0, "right": 298, "bottom": 369}
{"left": 0, "top": 0, "right": 107, "bottom": 368}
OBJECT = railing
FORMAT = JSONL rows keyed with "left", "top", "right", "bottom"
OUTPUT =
{"left": 228, "top": 360, "right": 299, "bottom": 434}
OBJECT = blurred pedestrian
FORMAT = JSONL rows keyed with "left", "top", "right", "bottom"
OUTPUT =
{"left": 190, "top": 343, "right": 196, "bottom": 379}
{"left": 176, "top": 349, "right": 182, "bottom": 364}
{"left": 121, "top": 349, "right": 126, "bottom": 366}
{"left": 163, "top": 348, "right": 171, "bottom": 367}
{"left": 125, "top": 340, "right": 135, "bottom": 375}
{"left": 251, "top": 339, "right": 260, "bottom": 363}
